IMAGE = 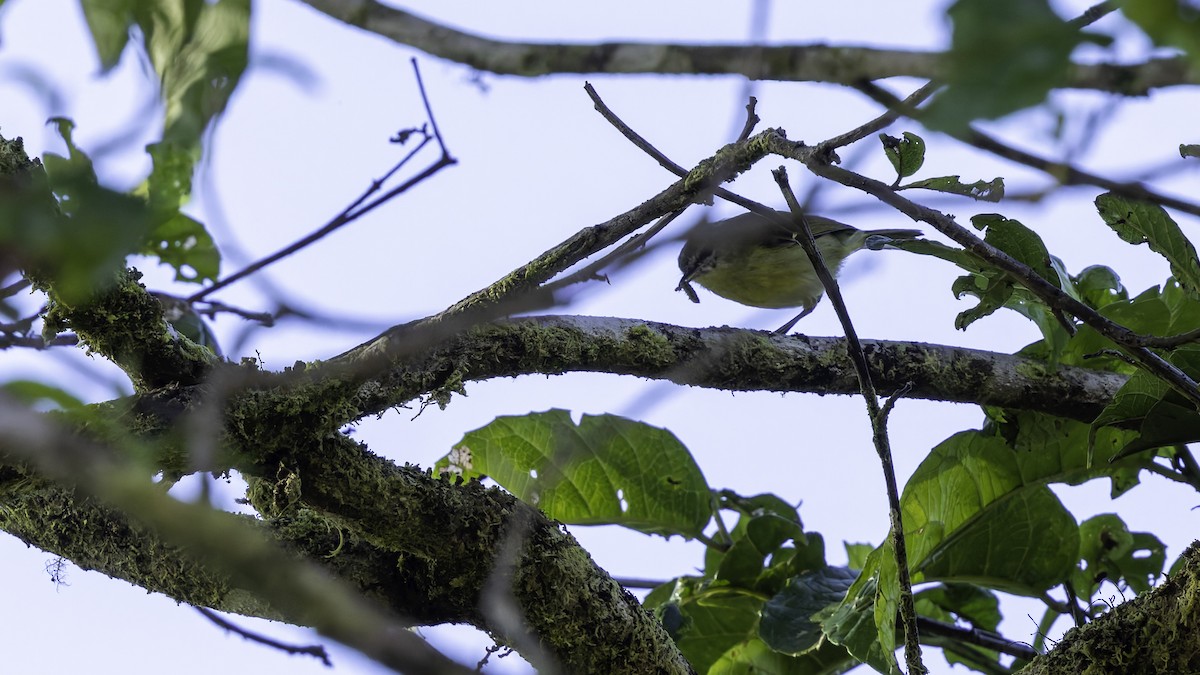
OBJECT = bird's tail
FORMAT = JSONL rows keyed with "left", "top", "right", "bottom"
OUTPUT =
{"left": 862, "top": 229, "right": 922, "bottom": 250}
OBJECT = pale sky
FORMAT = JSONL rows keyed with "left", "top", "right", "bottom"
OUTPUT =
{"left": 2, "top": 1, "right": 1198, "bottom": 673}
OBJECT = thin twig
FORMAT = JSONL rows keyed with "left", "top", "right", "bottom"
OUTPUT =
{"left": 771, "top": 168, "right": 926, "bottom": 675}
{"left": 189, "top": 59, "right": 456, "bottom": 303}
{"left": 1068, "top": 1, "right": 1116, "bottom": 28}
{"left": 916, "top": 616, "right": 1038, "bottom": 660}
{"left": 584, "top": 82, "right": 778, "bottom": 215}
{"left": 819, "top": 81, "right": 939, "bottom": 152}
{"left": 1, "top": 277, "right": 31, "bottom": 299}
{"left": 195, "top": 606, "right": 332, "bottom": 666}
{"left": 776, "top": 142, "right": 1200, "bottom": 408}
{"left": 853, "top": 80, "right": 1200, "bottom": 219}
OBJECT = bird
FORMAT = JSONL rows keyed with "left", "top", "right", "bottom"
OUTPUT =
{"left": 676, "top": 210, "right": 921, "bottom": 333}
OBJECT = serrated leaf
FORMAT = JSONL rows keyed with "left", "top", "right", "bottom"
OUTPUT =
{"left": 760, "top": 566, "right": 858, "bottom": 654}
{"left": 879, "top": 131, "right": 925, "bottom": 180}
{"left": 1096, "top": 192, "right": 1200, "bottom": 299}
{"left": 902, "top": 175, "right": 1004, "bottom": 202}
{"left": 435, "top": 410, "right": 711, "bottom": 538}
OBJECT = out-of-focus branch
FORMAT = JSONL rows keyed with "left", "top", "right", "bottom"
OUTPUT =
{"left": 294, "top": 0, "right": 1195, "bottom": 94}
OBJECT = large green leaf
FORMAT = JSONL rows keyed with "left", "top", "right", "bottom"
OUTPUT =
{"left": 760, "top": 566, "right": 858, "bottom": 655}
{"left": 436, "top": 410, "right": 711, "bottom": 538}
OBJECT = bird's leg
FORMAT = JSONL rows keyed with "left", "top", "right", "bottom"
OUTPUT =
{"left": 773, "top": 305, "right": 815, "bottom": 334}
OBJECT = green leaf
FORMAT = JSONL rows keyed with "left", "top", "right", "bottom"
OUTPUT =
{"left": 717, "top": 512, "right": 806, "bottom": 587}
{"left": 760, "top": 567, "right": 857, "bottom": 655}
{"left": 435, "top": 410, "right": 711, "bottom": 538}
{"left": 913, "top": 583, "right": 1000, "bottom": 631}
{"left": 818, "top": 547, "right": 900, "bottom": 675}
{"left": 79, "top": 0, "right": 136, "bottom": 72}
{"left": 902, "top": 175, "right": 1004, "bottom": 202}
{"left": 2, "top": 380, "right": 85, "bottom": 411}
{"left": 900, "top": 412, "right": 1150, "bottom": 595}
{"left": 845, "top": 543, "right": 873, "bottom": 571}
{"left": 32, "top": 119, "right": 155, "bottom": 302}
{"left": 1182, "top": 144, "right": 1200, "bottom": 159}
{"left": 1073, "top": 513, "right": 1166, "bottom": 597}
{"left": 140, "top": 212, "right": 220, "bottom": 283}
{"left": 709, "top": 636, "right": 855, "bottom": 675}
{"left": 1095, "top": 193, "right": 1200, "bottom": 299}
{"left": 879, "top": 131, "right": 925, "bottom": 180}
{"left": 1091, "top": 345, "right": 1200, "bottom": 460}
{"left": 1073, "top": 265, "right": 1127, "bottom": 310}
{"left": 925, "top": 0, "right": 1100, "bottom": 131}
{"left": 670, "top": 587, "right": 764, "bottom": 673}
{"left": 1119, "top": 0, "right": 1200, "bottom": 69}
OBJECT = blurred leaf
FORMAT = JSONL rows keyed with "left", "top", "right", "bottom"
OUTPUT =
{"left": 709, "top": 636, "right": 855, "bottom": 675}
{"left": 844, "top": 543, "right": 873, "bottom": 571}
{"left": 1095, "top": 193, "right": 1200, "bottom": 299}
{"left": 1119, "top": 0, "right": 1200, "bottom": 69}
{"left": 2, "top": 380, "right": 85, "bottom": 411}
{"left": 879, "top": 131, "right": 925, "bottom": 180}
{"left": 141, "top": 212, "right": 220, "bottom": 283}
{"left": 902, "top": 175, "right": 1004, "bottom": 202}
{"left": 1182, "top": 144, "right": 1200, "bottom": 159}
{"left": 926, "top": 0, "right": 1103, "bottom": 131}
{"left": 31, "top": 119, "right": 155, "bottom": 302}
{"left": 435, "top": 410, "right": 711, "bottom": 538}
{"left": 79, "top": 0, "right": 136, "bottom": 72}
{"left": 760, "top": 566, "right": 857, "bottom": 654}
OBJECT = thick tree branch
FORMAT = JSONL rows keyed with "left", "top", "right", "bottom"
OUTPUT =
{"left": 295, "top": 0, "right": 1197, "bottom": 94}
{"left": 1021, "top": 542, "right": 1200, "bottom": 674}
{"left": 319, "top": 315, "right": 1123, "bottom": 424}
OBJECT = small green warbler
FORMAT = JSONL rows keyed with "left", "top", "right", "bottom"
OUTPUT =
{"left": 676, "top": 210, "right": 921, "bottom": 333}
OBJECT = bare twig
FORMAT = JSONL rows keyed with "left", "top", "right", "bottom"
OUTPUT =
{"left": 189, "top": 59, "right": 456, "bottom": 303}
{"left": 916, "top": 616, "right": 1038, "bottom": 661}
{"left": 195, "top": 606, "right": 332, "bottom": 666}
{"left": 772, "top": 168, "right": 926, "bottom": 674}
